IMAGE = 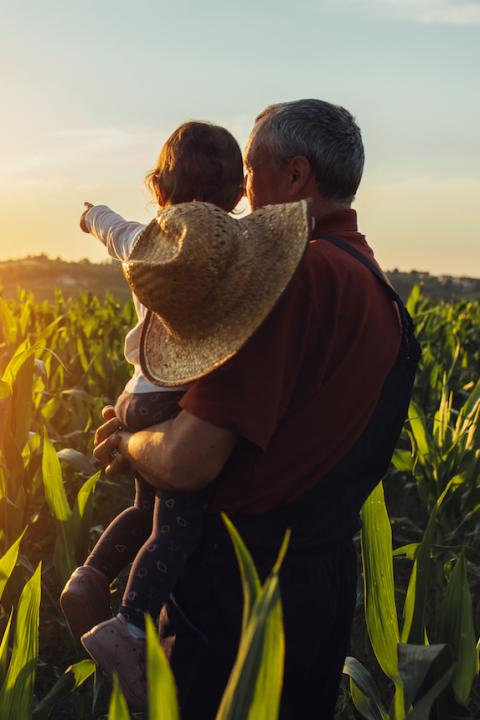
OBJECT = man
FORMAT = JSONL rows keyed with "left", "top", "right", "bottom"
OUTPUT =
{"left": 94, "top": 99, "right": 419, "bottom": 718}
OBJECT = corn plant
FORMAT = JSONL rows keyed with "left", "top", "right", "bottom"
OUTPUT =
{"left": 345, "top": 482, "right": 478, "bottom": 719}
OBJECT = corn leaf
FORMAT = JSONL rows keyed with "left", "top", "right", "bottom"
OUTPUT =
{"left": 437, "top": 554, "right": 477, "bottom": 706}
{"left": 406, "top": 667, "right": 455, "bottom": 719}
{"left": 402, "top": 482, "right": 452, "bottom": 644}
{"left": 0, "top": 562, "right": 41, "bottom": 720}
{"left": 222, "top": 513, "right": 261, "bottom": 634}
{"left": 32, "top": 659, "right": 95, "bottom": 719}
{"left": 57, "top": 448, "right": 97, "bottom": 476}
{"left": 408, "top": 402, "right": 432, "bottom": 459}
{"left": 146, "top": 614, "right": 179, "bottom": 720}
{"left": 216, "top": 530, "right": 289, "bottom": 720}
{"left": 42, "top": 433, "right": 74, "bottom": 583}
{"left": 0, "top": 611, "right": 13, "bottom": 686}
{"left": 108, "top": 675, "right": 131, "bottom": 720}
{"left": 70, "top": 471, "right": 100, "bottom": 561}
{"left": 397, "top": 643, "right": 447, "bottom": 712}
{"left": 343, "top": 657, "right": 388, "bottom": 720}
{"left": 0, "top": 529, "right": 25, "bottom": 600}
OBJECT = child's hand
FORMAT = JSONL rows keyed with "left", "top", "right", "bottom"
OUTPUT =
{"left": 80, "top": 202, "right": 94, "bottom": 233}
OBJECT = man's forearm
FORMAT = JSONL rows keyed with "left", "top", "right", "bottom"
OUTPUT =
{"left": 118, "top": 420, "right": 181, "bottom": 490}
{"left": 116, "top": 410, "right": 237, "bottom": 492}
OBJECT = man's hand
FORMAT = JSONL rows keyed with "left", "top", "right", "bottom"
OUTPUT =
{"left": 80, "top": 202, "right": 94, "bottom": 233}
{"left": 93, "top": 405, "right": 131, "bottom": 476}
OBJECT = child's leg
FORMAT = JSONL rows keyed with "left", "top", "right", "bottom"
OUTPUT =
{"left": 84, "top": 476, "right": 155, "bottom": 581}
{"left": 119, "top": 488, "right": 210, "bottom": 631}
{"left": 83, "top": 390, "right": 184, "bottom": 581}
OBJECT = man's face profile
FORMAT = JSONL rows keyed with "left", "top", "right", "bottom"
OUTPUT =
{"left": 244, "top": 129, "right": 291, "bottom": 211}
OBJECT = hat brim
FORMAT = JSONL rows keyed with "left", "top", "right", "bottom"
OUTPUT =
{"left": 139, "top": 199, "right": 313, "bottom": 387}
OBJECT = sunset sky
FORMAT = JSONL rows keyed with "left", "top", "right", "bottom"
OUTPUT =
{"left": 0, "top": 0, "right": 478, "bottom": 276}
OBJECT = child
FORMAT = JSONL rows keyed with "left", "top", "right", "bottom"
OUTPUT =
{"left": 60, "top": 122, "right": 244, "bottom": 710}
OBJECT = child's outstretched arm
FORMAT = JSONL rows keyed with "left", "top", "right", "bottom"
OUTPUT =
{"left": 80, "top": 202, "right": 145, "bottom": 262}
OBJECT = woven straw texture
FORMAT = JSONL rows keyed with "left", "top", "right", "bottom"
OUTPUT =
{"left": 123, "top": 199, "right": 313, "bottom": 386}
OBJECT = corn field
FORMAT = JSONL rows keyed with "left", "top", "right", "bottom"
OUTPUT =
{"left": 0, "top": 286, "right": 478, "bottom": 719}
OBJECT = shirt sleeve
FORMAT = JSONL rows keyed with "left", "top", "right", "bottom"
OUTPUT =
{"left": 84, "top": 205, "right": 145, "bottom": 262}
{"left": 179, "top": 267, "right": 314, "bottom": 451}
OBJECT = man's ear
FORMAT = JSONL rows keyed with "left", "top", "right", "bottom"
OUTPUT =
{"left": 286, "top": 156, "right": 312, "bottom": 198}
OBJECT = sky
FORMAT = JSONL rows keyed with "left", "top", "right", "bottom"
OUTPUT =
{"left": 0, "top": 0, "right": 479, "bottom": 276}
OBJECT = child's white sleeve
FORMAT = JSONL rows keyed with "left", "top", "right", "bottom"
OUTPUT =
{"left": 84, "top": 205, "right": 145, "bottom": 261}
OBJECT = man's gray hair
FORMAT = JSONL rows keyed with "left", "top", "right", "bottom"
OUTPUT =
{"left": 250, "top": 99, "right": 365, "bottom": 202}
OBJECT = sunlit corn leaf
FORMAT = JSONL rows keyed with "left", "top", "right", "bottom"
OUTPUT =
{"left": 0, "top": 610, "right": 13, "bottom": 686}
{"left": 4, "top": 348, "right": 35, "bottom": 453}
{"left": 222, "top": 513, "right": 261, "bottom": 633}
{"left": 406, "top": 284, "right": 422, "bottom": 316}
{"left": 216, "top": 529, "right": 289, "bottom": 720}
{"left": 391, "top": 448, "right": 415, "bottom": 473}
{"left": 32, "top": 659, "right": 95, "bottom": 719}
{"left": 0, "top": 528, "right": 25, "bottom": 600}
{"left": 408, "top": 402, "right": 432, "bottom": 459}
{"left": 360, "top": 483, "right": 404, "bottom": 716}
{"left": 41, "top": 433, "right": 74, "bottom": 583}
{"left": 397, "top": 643, "right": 447, "bottom": 711}
{"left": 108, "top": 674, "right": 131, "bottom": 720}
{"left": 392, "top": 544, "right": 419, "bottom": 561}
{"left": 0, "top": 298, "right": 17, "bottom": 345}
{"left": 0, "top": 562, "right": 41, "bottom": 720}
{"left": 70, "top": 471, "right": 101, "bottom": 561}
{"left": 437, "top": 554, "right": 477, "bottom": 706}
{"left": 343, "top": 657, "right": 388, "bottom": 720}
{"left": 146, "top": 614, "right": 179, "bottom": 720}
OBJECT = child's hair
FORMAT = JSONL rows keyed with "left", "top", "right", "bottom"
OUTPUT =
{"left": 145, "top": 122, "right": 244, "bottom": 213}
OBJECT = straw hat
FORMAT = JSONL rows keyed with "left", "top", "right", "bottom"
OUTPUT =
{"left": 123, "top": 199, "right": 313, "bottom": 386}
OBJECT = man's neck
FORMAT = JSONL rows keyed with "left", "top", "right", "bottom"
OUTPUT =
{"left": 312, "top": 197, "right": 351, "bottom": 225}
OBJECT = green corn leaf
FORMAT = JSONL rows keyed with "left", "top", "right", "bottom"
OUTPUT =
{"left": 397, "top": 643, "right": 447, "bottom": 712}
{"left": 41, "top": 433, "right": 71, "bottom": 522}
{"left": 402, "top": 482, "right": 452, "bottom": 644}
{"left": 0, "top": 298, "right": 17, "bottom": 345}
{"left": 108, "top": 675, "right": 131, "bottom": 720}
{"left": 32, "top": 659, "right": 95, "bottom": 719}
{"left": 42, "top": 433, "right": 74, "bottom": 584}
{"left": 406, "top": 667, "right": 455, "bottom": 720}
{"left": 360, "top": 484, "right": 400, "bottom": 675}
{"left": 406, "top": 284, "right": 422, "bottom": 316}
{"left": 216, "top": 530, "right": 289, "bottom": 720}
{"left": 146, "top": 614, "right": 179, "bottom": 720}
{"left": 0, "top": 562, "right": 41, "bottom": 720}
{"left": 437, "top": 554, "right": 477, "bottom": 706}
{"left": 69, "top": 471, "right": 100, "bottom": 561}
{"left": 68, "top": 658, "right": 96, "bottom": 687}
{"left": 57, "top": 448, "right": 97, "bottom": 476}
{"left": 0, "top": 610, "right": 13, "bottom": 686}
{"left": 392, "top": 544, "right": 419, "bottom": 560}
{"left": 408, "top": 402, "right": 432, "bottom": 459}
{"left": 0, "top": 529, "right": 25, "bottom": 600}
{"left": 222, "top": 513, "right": 261, "bottom": 633}
{"left": 343, "top": 657, "right": 388, "bottom": 720}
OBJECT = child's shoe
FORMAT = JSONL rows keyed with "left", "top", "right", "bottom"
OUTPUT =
{"left": 81, "top": 614, "right": 147, "bottom": 712}
{"left": 60, "top": 566, "right": 112, "bottom": 641}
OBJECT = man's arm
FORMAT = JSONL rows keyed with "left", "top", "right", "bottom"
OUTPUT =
{"left": 93, "top": 408, "right": 237, "bottom": 491}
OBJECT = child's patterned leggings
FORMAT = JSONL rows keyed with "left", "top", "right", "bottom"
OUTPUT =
{"left": 84, "top": 389, "right": 209, "bottom": 630}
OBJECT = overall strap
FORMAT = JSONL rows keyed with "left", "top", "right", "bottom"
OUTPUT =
{"left": 320, "top": 235, "right": 418, "bottom": 361}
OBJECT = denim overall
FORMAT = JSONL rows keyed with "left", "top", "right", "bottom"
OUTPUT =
{"left": 159, "top": 236, "right": 421, "bottom": 719}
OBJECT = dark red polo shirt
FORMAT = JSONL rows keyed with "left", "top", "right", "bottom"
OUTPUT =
{"left": 179, "top": 209, "right": 401, "bottom": 514}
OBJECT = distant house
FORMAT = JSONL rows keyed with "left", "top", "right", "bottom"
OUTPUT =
{"left": 58, "top": 275, "right": 77, "bottom": 286}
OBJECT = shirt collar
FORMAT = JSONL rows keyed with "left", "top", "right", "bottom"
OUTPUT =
{"left": 313, "top": 208, "right": 358, "bottom": 237}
